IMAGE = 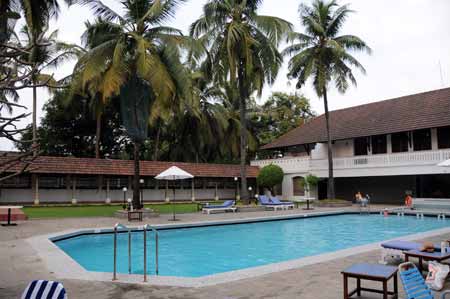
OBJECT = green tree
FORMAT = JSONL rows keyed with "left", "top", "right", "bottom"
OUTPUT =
{"left": 71, "top": 0, "right": 190, "bottom": 208}
{"left": 283, "top": 0, "right": 371, "bottom": 199}
{"left": 253, "top": 91, "right": 315, "bottom": 146}
{"left": 21, "top": 25, "right": 82, "bottom": 154}
{"left": 191, "top": 0, "right": 292, "bottom": 202}
{"left": 17, "top": 88, "right": 125, "bottom": 157}
{"left": 257, "top": 164, "right": 284, "bottom": 195}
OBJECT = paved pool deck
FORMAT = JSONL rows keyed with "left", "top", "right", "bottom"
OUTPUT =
{"left": 2, "top": 205, "right": 450, "bottom": 298}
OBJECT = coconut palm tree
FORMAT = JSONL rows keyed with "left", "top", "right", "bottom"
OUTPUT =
{"left": 190, "top": 0, "right": 292, "bottom": 203}
{"left": 1, "top": 0, "right": 69, "bottom": 35}
{"left": 1, "top": 0, "right": 77, "bottom": 153}
{"left": 71, "top": 0, "right": 190, "bottom": 208}
{"left": 21, "top": 25, "right": 83, "bottom": 154}
{"left": 283, "top": 0, "right": 371, "bottom": 199}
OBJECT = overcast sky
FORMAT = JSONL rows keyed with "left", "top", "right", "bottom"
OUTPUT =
{"left": 3, "top": 0, "right": 450, "bottom": 151}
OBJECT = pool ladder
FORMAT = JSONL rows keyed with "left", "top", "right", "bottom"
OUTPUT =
{"left": 112, "top": 223, "right": 159, "bottom": 282}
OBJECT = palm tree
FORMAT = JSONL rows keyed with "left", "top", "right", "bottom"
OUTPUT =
{"left": 1, "top": 0, "right": 76, "bottom": 154}
{"left": 190, "top": 0, "right": 292, "bottom": 203}
{"left": 283, "top": 0, "right": 371, "bottom": 199}
{"left": 21, "top": 25, "right": 83, "bottom": 155}
{"left": 72, "top": 0, "right": 190, "bottom": 209}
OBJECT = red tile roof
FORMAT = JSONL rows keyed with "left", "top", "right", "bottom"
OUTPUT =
{"left": 262, "top": 87, "right": 450, "bottom": 149}
{"left": 0, "top": 155, "right": 259, "bottom": 178}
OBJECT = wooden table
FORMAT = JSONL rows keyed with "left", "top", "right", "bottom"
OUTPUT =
{"left": 127, "top": 210, "right": 143, "bottom": 222}
{"left": 404, "top": 250, "right": 450, "bottom": 273}
{"left": 0, "top": 206, "right": 23, "bottom": 226}
{"left": 341, "top": 263, "right": 398, "bottom": 299}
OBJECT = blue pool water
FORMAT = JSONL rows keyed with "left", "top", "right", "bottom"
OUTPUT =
{"left": 55, "top": 214, "right": 449, "bottom": 277}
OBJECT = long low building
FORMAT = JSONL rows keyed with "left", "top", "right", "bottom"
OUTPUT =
{"left": 0, "top": 156, "right": 259, "bottom": 204}
{"left": 252, "top": 87, "right": 450, "bottom": 204}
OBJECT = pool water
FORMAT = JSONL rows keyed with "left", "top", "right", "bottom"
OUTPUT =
{"left": 54, "top": 214, "right": 449, "bottom": 277}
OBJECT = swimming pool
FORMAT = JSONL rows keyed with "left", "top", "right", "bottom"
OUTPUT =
{"left": 54, "top": 214, "right": 450, "bottom": 277}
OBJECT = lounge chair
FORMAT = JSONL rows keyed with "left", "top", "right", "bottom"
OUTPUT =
{"left": 399, "top": 262, "right": 434, "bottom": 299}
{"left": 270, "top": 197, "right": 294, "bottom": 210}
{"left": 202, "top": 200, "right": 237, "bottom": 214}
{"left": 258, "top": 195, "right": 294, "bottom": 211}
{"left": 380, "top": 240, "right": 440, "bottom": 264}
{"left": 21, "top": 280, "right": 67, "bottom": 299}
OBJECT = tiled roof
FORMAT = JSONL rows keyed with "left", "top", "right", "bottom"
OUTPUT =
{"left": 0, "top": 155, "right": 259, "bottom": 178}
{"left": 262, "top": 87, "right": 450, "bottom": 149}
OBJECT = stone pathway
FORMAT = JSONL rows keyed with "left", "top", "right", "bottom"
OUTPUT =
{"left": 1, "top": 206, "right": 449, "bottom": 298}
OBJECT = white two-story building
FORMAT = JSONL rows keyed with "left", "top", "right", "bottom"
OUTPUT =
{"left": 251, "top": 88, "right": 450, "bottom": 204}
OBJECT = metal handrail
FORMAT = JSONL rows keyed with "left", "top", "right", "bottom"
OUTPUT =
{"left": 112, "top": 223, "right": 131, "bottom": 281}
{"left": 113, "top": 223, "right": 159, "bottom": 282}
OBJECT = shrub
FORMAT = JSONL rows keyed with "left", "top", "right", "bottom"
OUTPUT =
{"left": 257, "top": 164, "right": 284, "bottom": 193}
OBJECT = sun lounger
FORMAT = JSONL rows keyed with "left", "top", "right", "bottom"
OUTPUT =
{"left": 380, "top": 240, "right": 440, "bottom": 264}
{"left": 270, "top": 197, "right": 294, "bottom": 210}
{"left": 258, "top": 195, "right": 294, "bottom": 211}
{"left": 202, "top": 200, "right": 237, "bottom": 214}
{"left": 21, "top": 280, "right": 67, "bottom": 299}
{"left": 399, "top": 262, "right": 434, "bottom": 299}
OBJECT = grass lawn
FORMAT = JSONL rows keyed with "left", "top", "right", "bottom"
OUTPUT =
{"left": 23, "top": 203, "right": 200, "bottom": 219}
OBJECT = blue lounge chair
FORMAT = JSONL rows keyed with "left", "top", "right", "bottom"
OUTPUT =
{"left": 258, "top": 195, "right": 294, "bottom": 211}
{"left": 21, "top": 280, "right": 67, "bottom": 299}
{"left": 399, "top": 262, "right": 434, "bottom": 299}
{"left": 380, "top": 241, "right": 440, "bottom": 264}
{"left": 202, "top": 200, "right": 236, "bottom": 214}
{"left": 270, "top": 197, "right": 294, "bottom": 206}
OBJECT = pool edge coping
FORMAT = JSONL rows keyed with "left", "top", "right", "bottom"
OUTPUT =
{"left": 26, "top": 211, "right": 450, "bottom": 288}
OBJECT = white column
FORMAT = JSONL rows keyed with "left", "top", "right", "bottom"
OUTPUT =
{"left": 214, "top": 182, "right": 219, "bottom": 201}
{"left": 33, "top": 174, "right": 39, "bottom": 205}
{"left": 431, "top": 128, "right": 438, "bottom": 150}
{"left": 191, "top": 179, "right": 195, "bottom": 202}
{"left": 387, "top": 134, "right": 392, "bottom": 153}
{"left": 105, "top": 178, "right": 111, "bottom": 204}
{"left": 71, "top": 176, "right": 77, "bottom": 204}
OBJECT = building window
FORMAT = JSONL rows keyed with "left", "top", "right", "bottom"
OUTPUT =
{"left": 437, "top": 126, "right": 450, "bottom": 149}
{"left": 413, "top": 129, "right": 432, "bottom": 151}
{"left": 371, "top": 134, "right": 387, "bottom": 155}
{"left": 292, "top": 176, "right": 305, "bottom": 196}
{"left": 391, "top": 132, "right": 409, "bottom": 153}
{"left": 354, "top": 137, "right": 368, "bottom": 156}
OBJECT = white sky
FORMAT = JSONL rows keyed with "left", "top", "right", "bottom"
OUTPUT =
{"left": 2, "top": 0, "right": 450, "bottom": 150}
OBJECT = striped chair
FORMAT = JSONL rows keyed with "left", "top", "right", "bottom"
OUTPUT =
{"left": 399, "top": 262, "right": 433, "bottom": 299}
{"left": 21, "top": 280, "right": 67, "bottom": 299}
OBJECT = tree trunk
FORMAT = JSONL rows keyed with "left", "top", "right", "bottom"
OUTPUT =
{"left": 132, "top": 141, "right": 141, "bottom": 209}
{"left": 323, "top": 88, "right": 335, "bottom": 199}
{"left": 95, "top": 113, "right": 102, "bottom": 159}
{"left": 32, "top": 80, "right": 37, "bottom": 156}
{"left": 152, "top": 126, "right": 161, "bottom": 161}
{"left": 238, "top": 66, "right": 249, "bottom": 203}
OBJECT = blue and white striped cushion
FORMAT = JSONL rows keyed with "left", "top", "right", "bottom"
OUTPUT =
{"left": 21, "top": 280, "right": 67, "bottom": 299}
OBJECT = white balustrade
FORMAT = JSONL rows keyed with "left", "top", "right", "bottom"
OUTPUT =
{"left": 251, "top": 149, "right": 450, "bottom": 174}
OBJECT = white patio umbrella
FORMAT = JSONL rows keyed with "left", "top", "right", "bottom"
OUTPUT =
{"left": 438, "top": 159, "right": 450, "bottom": 167}
{"left": 155, "top": 166, "right": 194, "bottom": 221}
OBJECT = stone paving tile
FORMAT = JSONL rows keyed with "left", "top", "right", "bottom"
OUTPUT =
{"left": 1, "top": 205, "right": 449, "bottom": 298}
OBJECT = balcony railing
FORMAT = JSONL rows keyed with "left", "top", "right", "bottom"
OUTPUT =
{"left": 251, "top": 149, "right": 450, "bottom": 174}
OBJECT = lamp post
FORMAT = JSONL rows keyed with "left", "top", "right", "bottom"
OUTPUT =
{"left": 234, "top": 177, "right": 239, "bottom": 201}
{"left": 248, "top": 186, "right": 253, "bottom": 205}
{"left": 122, "top": 187, "right": 127, "bottom": 210}
{"left": 139, "top": 179, "right": 145, "bottom": 209}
